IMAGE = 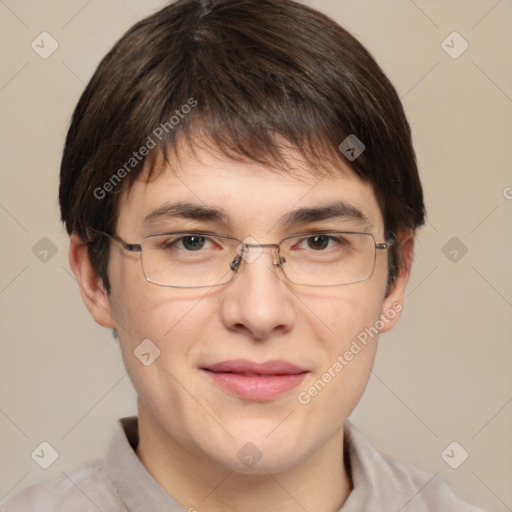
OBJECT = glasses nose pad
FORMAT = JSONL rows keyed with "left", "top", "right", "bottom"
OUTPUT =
{"left": 230, "top": 245, "right": 284, "bottom": 273}
{"left": 229, "top": 253, "right": 243, "bottom": 272}
{"left": 273, "top": 248, "right": 286, "bottom": 267}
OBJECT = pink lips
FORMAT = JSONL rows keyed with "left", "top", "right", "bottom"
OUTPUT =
{"left": 202, "top": 359, "right": 308, "bottom": 401}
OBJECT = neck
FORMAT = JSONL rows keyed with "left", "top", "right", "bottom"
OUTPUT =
{"left": 135, "top": 401, "right": 352, "bottom": 512}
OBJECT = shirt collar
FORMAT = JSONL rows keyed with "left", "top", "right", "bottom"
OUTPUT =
{"left": 106, "top": 416, "right": 185, "bottom": 511}
{"left": 105, "top": 415, "right": 381, "bottom": 511}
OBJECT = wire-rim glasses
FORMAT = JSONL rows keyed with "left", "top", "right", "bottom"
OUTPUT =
{"left": 88, "top": 228, "right": 394, "bottom": 288}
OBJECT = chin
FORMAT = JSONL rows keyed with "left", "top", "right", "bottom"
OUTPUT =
{"left": 199, "top": 428, "right": 308, "bottom": 475}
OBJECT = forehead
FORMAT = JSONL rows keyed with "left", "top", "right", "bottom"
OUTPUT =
{"left": 116, "top": 143, "right": 384, "bottom": 237}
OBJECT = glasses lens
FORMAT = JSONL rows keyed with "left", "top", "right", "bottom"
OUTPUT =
{"left": 141, "top": 233, "right": 238, "bottom": 288}
{"left": 138, "top": 231, "right": 378, "bottom": 288}
{"left": 279, "top": 232, "right": 377, "bottom": 286}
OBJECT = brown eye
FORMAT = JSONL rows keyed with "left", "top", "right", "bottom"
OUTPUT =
{"left": 307, "top": 235, "right": 330, "bottom": 250}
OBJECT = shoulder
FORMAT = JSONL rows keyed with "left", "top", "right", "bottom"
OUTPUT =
{"left": 344, "top": 421, "right": 486, "bottom": 512}
{"left": 378, "top": 452, "right": 484, "bottom": 511}
{"left": 0, "top": 457, "right": 125, "bottom": 512}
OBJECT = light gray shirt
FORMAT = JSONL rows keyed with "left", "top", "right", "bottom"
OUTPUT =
{"left": 0, "top": 416, "right": 485, "bottom": 511}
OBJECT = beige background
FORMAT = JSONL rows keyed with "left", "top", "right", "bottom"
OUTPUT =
{"left": 0, "top": 1, "right": 511, "bottom": 510}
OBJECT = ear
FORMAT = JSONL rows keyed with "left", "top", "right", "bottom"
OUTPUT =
{"left": 379, "top": 229, "right": 415, "bottom": 334}
{"left": 68, "top": 234, "right": 116, "bottom": 329}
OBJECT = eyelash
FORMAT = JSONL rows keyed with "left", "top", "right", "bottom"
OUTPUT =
{"left": 160, "top": 233, "right": 350, "bottom": 251}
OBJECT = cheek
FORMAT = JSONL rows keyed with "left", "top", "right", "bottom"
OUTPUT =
{"left": 109, "top": 278, "right": 220, "bottom": 416}
{"left": 325, "top": 299, "right": 381, "bottom": 383}
{"left": 296, "top": 286, "right": 384, "bottom": 412}
{"left": 108, "top": 248, "right": 214, "bottom": 342}
{"left": 109, "top": 283, "right": 217, "bottom": 426}
{"left": 298, "top": 282, "right": 385, "bottom": 349}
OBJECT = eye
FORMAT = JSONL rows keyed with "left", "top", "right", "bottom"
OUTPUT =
{"left": 302, "top": 234, "right": 349, "bottom": 251}
{"left": 178, "top": 235, "right": 208, "bottom": 251}
{"left": 160, "top": 234, "right": 215, "bottom": 252}
{"left": 291, "top": 233, "right": 353, "bottom": 254}
{"left": 306, "top": 234, "right": 331, "bottom": 250}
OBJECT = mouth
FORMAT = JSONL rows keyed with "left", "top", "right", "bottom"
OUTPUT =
{"left": 201, "top": 359, "right": 309, "bottom": 401}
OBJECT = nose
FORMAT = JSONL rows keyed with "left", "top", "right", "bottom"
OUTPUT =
{"left": 219, "top": 244, "right": 297, "bottom": 340}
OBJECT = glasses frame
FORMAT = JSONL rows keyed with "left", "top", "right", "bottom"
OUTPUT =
{"left": 88, "top": 228, "right": 395, "bottom": 288}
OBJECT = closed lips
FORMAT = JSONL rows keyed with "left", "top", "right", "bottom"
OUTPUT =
{"left": 202, "top": 359, "right": 308, "bottom": 375}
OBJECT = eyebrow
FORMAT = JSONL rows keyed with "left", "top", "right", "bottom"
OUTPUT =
{"left": 280, "top": 201, "right": 373, "bottom": 229}
{"left": 143, "top": 201, "right": 230, "bottom": 225}
{"left": 142, "top": 200, "right": 373, "bottom": 229}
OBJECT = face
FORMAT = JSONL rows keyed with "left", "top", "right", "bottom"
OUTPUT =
{"left": 75, "top": 143, "right": 411, "bottom": 474}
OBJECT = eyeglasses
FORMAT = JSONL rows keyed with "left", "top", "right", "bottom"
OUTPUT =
{"left": 90, "top": 229, "right": 394, "bottom": 288}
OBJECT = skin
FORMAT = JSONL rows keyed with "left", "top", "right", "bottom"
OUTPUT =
{"left": 69, "top": 142, "right": 414, "bottom": 512}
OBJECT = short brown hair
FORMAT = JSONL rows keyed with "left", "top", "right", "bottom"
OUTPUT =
{"left": 59, "top": 0, "right": 425, "bottom": 292}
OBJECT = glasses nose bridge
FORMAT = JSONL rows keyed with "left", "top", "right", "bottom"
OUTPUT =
{"left": 231, "top": 241, "right": 283, "bottom": 274}
{"left": 244, "top": 242, "right": 282, "bottom": 265}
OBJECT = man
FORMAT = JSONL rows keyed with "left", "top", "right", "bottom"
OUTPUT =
{"left": 1, "top": 0, "right": 486, "bottom": 510}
